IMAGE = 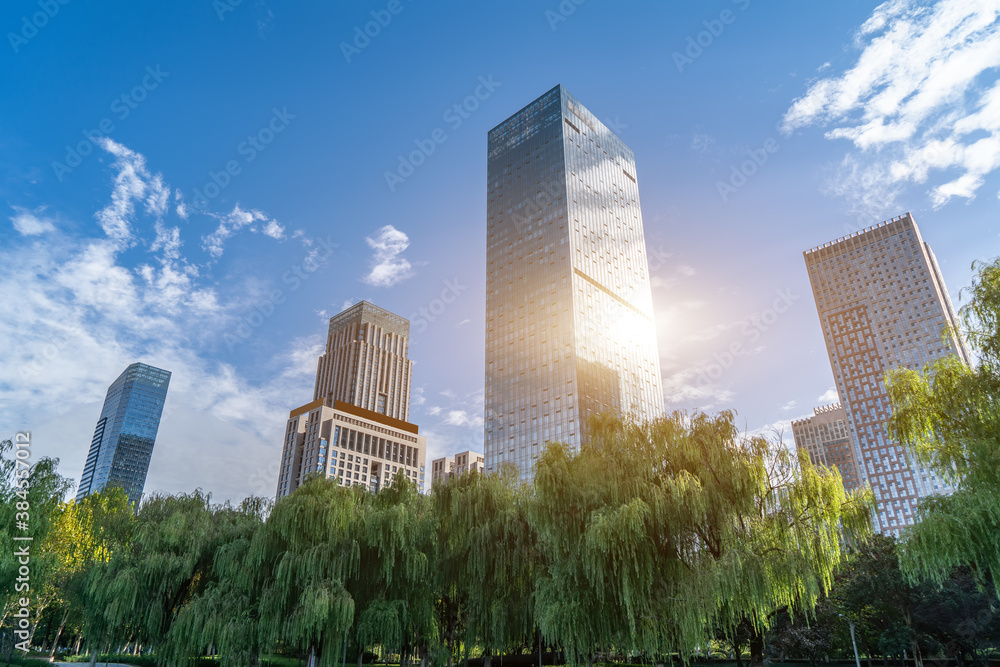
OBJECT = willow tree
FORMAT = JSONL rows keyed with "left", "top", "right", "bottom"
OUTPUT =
{"left": 434, "top": 466, "right": 535, "bottom": 666}
{"left": 52, "top": 488, "right": 134, "bottom": 660}
{"left": 0, "top": 444, "right": 72, "bottom": 630}
{"left": 83, "top": 490, "right": 249, "bottom": 661}
{"left": 887, "top": 257, "right": 1000, "bottom": 593}
{"left": 252, "top": 477, "right": 361, "bottom": 667}
{"left": 350, "top": 476, "right": 437, "bottom": 667}
{"left": 162, "top": 496, "right": 269, "bottom": 666}
{"left": 530, "top": 412, "right": 872, "bottom": 666}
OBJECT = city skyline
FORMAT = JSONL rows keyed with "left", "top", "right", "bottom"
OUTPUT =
{"left": 3, "top": 2, "right": 998, "bottom": 502}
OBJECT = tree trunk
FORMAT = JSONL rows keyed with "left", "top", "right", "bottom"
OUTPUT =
{"left": 358, "top": 643, "right": 364, "bottom": 667}
{"left": 74, "top": 633, "right": 82, "bottom": 654}
{"left": 749, "top": 629, "right": 764, "bottom": 667}
{"left": 49, "top": 607, "right": 71, "bottom": 661}
{"left": 88, "top": 639, "right": 106, "bottom": 667}
{"left": 484, "top": 651, "right": 492, "bottom": 667}
{"left": 27, "top": 603, "right": 47, "bottom": 647}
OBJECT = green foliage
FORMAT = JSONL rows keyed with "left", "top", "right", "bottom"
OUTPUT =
{"left": 886, "top": 257, "right": 1000, "bottom": 592}
{"left": 530, "top": 412, "right": 872, "bottom": 663}
{"left": 252, "top": 476, "right": 361, "bottom": 666}
{"left": 0, "top": 437, "right": 73, "bottom": 625}
{"left": 350, "top": 476, "right": 438, "bottom": 663}
{"left": 434, "top": 465, "right": 535, "bottom": 660}
{"left": 3, "top": 409, "right": 880, "bottom": 664}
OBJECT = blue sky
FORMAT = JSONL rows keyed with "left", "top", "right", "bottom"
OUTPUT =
{"left": 2, "top": 0, "right": 998, "bottom": 501}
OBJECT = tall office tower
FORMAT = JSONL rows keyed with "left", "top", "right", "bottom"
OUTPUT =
{"left": 804, "top": 213, "right": 971, "bottom": 535}
{"left": 791, "top": 404, "right": 862, "bottom": 492}
{"left": 77, "top": 362, "right": 171, "bottom": 506}
{"left": 276, "top": 301, "right": 426, "bottom": 498}
{"left": 430, "top": 449, "right": 485, "bottom": 489}
{"left": 484, "top": 85, "right": 664, "bottom": 481}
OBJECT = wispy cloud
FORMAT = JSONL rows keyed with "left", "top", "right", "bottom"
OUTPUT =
{"left": 95, "top": 138, "right": 170, "bottom": 246}
{"left": 783, "top": 0, "right": 1000, "bottom": 212}
{"left": 9, "top": 206, "right": 56, "bottom": 235}
{"left": 3, "top": 140, "right": 310, "bottom": 502}
{"left": 362, "top": 225, "right": 413, "bottom": 287}
{"left": 202, "top": 204, "right": 286, "bottom": 258}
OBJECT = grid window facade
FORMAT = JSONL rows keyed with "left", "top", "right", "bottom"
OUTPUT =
{"left": 277, "top": 302, "right": 426, "bottom": 498}
{"left": 485, "top": 85, "right": 663, "bottom": 481}
{"left": 77, "top": 363, "right": 171, "bottom": 506}
{"left": 792, "top": 404, "right": 862, "bottom": 492}
{"left": 803, "top": 213, "right": 970, "bottom": 536}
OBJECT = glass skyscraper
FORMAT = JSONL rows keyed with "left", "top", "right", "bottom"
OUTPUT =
{"left": 485, "top": 85, "right": 664, "bottom": 481}
{"left": 804, "top": 213, "right": 970, "bottom": 535}
{"left": 77, "top": 362, "right": 171, "bottom": 506}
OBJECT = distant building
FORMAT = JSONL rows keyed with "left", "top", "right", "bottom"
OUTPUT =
{"left": 276, "top": 302, "right": 426, "bottom": 497}
{"left": 77, "top": 363, "right": 171, "bottom": 506}
{"left": 791, "top": 404, "right": 861, "bottom": 492}
{"left": 484, "top": 85, "right": 664, "bottom": 482}
{"left": 430, "top": 450, "right": 485, "bottom": 488}
{"left": 803, "top": 212, "right": 970, "bottom": 535}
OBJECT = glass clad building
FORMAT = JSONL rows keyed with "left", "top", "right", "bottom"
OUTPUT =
{"left": 77, "top": 362, "right": 171, "bottom": 506}
{"left": 485, "top": 85, "right": 664, "bottom": 481}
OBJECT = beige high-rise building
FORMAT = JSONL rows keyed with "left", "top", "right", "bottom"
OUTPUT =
{"left": 276, "top": 301, "right": 426, "bottom": 498}
{"left": 804, "top": 212, "right": 970, "bottom": 535}
{"left": 430, "top": 450, "right": 485, "bottom": 488}
{"left": 791, "top": 404, "right": 861, "bottom": 492}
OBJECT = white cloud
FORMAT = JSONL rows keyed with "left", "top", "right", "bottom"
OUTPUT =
{"left": 782, "top": 0, "right": 1000, "bottom": 210}
{"left": 9, "top": 206, "right": 56, "bottom": 235}
{"left": 151, "top": 221, "right": 182, "bottom": 261}
{"left": 2, "top": 141, "right": 313, "bottom": 503}
{"left": 661, "top": 365, "right": 736, "bottom": 411}
{"left": 818, "top": 386, "right": 840, "bottom": 404}
{"left": 442, "top": 410, "right": 484, "bottom": 429}
{"left": 780, "top": 400, "right": 797, "bottom": 412}
{"left": 95, "top": 138, "right": 169, "bottom": 247}
{"left": 362, "top": 225, "right": 413, "bottom": 287}
{"left": 202, "top": 204, "right": 286, "bottom": 258}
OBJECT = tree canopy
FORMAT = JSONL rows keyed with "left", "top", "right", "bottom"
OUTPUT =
{"left": 887, "top": 257, "right": 1000, "bottom": 592}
